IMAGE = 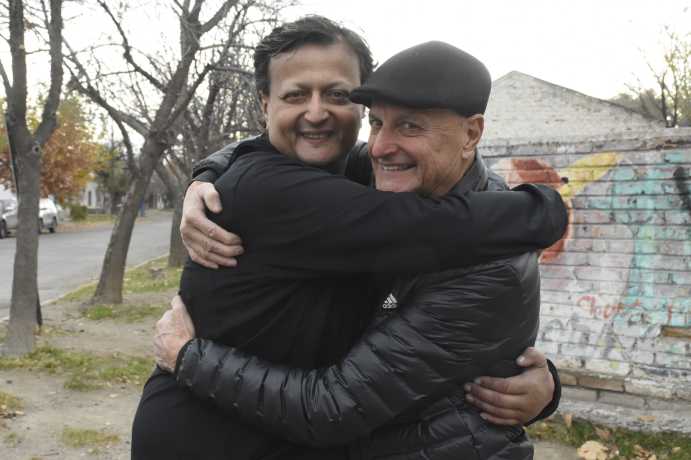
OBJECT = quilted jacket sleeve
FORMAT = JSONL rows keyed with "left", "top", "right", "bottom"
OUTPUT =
{"left": 191, "top": 139, "right": 248, "bottom": 182}
{"left": 176, "top": 256, "right": 544, "bottom": 447}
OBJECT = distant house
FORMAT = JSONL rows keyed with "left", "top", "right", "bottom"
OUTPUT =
{"left": 78, "top": 178, "right": 167, "bottom": 213}
{"left": 81, "top": 180, "right": 105, "bottom": 211}
{"left": 481, "top": 71, "right": 663, "bottom": 143}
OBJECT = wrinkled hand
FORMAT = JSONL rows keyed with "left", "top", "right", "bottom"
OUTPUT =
{"left": 154, "top": 295, "right": 196, "bottom": 372}
{"left": 180, "top": 181, "right": 244, "bottom": 268}
{"left": 464, "top": 347, "right": 554, "bottom": 425}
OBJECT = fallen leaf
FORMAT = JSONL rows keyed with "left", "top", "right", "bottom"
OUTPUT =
{"left": 577, "top": 440, "right": 609, "bottom": 460}
{"left": 672, "top": 447, "right": 681, "bottom": 454}
{"left": 633, "top": 444, "right": 654, "bottom": 459}
{"left": 595, "top": 427, "right": 611, "bottom": 441}
{"left": 563, "top": 413, "right": 574, "bottom": 428}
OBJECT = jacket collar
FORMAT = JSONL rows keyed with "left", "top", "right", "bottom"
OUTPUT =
{"left": 449, "top": 151, "right": 489, "bottom": 196}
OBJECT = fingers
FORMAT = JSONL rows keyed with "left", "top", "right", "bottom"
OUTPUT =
{"left": 472, "top": 375, "right": 514, "bottom": 395}
{"left": 204, "top": 222, "right": 243, "bottom": 250}
{"left": 181, "top": 182, "right": 243, "bottom": 268}
{"left": 201, "top": 185, "right": 223, "bottom": 214}
{"left": 188, "top": 248, "right": 237, "bottom": 269}
{"left": 182, "top": 209, "right": 243, "bottom": 252}
{"left": 171, "top": 295, "right": 195, "bottom": 337}
{"left": 464, "top": 391, "right": 523, "bottom": 425}
{"left": 181, "top": 213, "right": 244, "bottom": 268}
{"left": 465, "top": 382, "right": 526, "bottom": 408}
{"left": 155, "top": 309, "right": 174, "bottom": 334}
{"left": 475, "top": 370, "right": 540, "bottom": 396}
{"left": 516, "top": 346, "right": 547, "bottom": 368}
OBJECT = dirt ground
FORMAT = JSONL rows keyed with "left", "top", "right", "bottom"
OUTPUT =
{"left": 0, "top": 291, "right": 169, "bottom": 460}
{"left": 0, "top": 286, "right": 580, "bottom": 460}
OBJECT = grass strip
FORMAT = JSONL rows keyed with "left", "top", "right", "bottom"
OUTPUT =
{"left": 0, "top": 346, "right": 153, "bottom": 391}
{"left": 61, "top": 426, "right": 119, "bottom": 448}
{"left": 62, "top": 256, "right": 182, "bottom": 302}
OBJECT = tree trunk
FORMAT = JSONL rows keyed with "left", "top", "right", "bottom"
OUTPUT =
{"left": 168, "top": 194, "right": 187, "bottom": 267}
{"left": 91, "top": 141, "right": 163, "bottom": 304}
{"left": 5, "top": 140, "right": 42, "bottom": 356}
{"left": 155, "top": 163, "right": 187, "bottom": 267}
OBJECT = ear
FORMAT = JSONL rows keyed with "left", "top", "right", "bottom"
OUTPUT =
{"left": 462, "top": 114, "right": 484, "bottom": 160}
{"left": 259, "top": 91, "right": 270, "bottom": 120}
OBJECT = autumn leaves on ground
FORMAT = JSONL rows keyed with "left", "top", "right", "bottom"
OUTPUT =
{"left": 0, "top": 257, "right": 690, "bottom": 459}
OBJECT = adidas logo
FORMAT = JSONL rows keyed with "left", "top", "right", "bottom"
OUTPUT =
{"left": 382, "top": 293, "right": 398, "bottom": 309}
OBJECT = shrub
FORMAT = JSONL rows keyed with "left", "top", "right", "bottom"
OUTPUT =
{"left": 69, "top": 204, "right": 88, "bottom": 221}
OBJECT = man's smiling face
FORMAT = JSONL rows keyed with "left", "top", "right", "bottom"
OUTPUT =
{"left": 367, "top": 102, "right": 482, "bottom": 197}
{"left": 261, "top": 41, "right": 363, "bottom": 166}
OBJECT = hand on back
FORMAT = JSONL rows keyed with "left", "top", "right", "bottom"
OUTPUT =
{"left": 180, "top": 181, "right": 244, "bottom": 268}
{"left": 464, "top": 347, "right": 555, "bottom": 425}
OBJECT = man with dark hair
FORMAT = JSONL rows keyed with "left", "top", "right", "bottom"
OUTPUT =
{"left": 253, "top": 15, "right": 374, "bottom": 97}
{"left": 136, "top": 16, "right": 565, "bottom": 459}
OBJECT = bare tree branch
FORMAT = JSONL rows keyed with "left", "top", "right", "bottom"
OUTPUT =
{"left": 0, "top": 59, "right": 11, "bottom": 97}
{"left": 163, "top": 63, "right": 212, "bottom": 131}
{"left": 200, "top": 0, "right": 240, "bottom": 34}
{"left": 64, "top": 40, "right": 139, "bottom": 173}
{"left": 96, "top": 0, "right": 166, "bottom": 92}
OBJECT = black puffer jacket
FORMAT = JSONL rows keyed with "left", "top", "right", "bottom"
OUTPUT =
{"left": 176, "top": 155, "right": 556, "bottom": 459}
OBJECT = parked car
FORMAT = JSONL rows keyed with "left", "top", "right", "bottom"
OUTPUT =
{"left": 0, "top": 198, "right": 17, "bottom": 238}
{"left": 39, "top": 198, "right": 59, "bottom": 233}
{"left": 0, "top": 198, "right": 59, "bottom": 238}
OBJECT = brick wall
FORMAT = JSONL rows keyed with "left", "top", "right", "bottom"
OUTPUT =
{"left": 481, "top": 128, "right": 691, "bottom": 402}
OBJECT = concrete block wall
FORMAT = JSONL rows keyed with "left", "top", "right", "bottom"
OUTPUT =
{"left": 481, "top": 129, "right": 691, "bottom": 402}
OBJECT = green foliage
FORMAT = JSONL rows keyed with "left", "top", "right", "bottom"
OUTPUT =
{"left": 68, "top": 204, "right": 88, "bottom": 221}
{"left": 61, "top": 427, "right": 119, "bottom": 448}
{"left": 63, "top": 256, "right": 182, "bottom": 302}
{"left": 528, "top": 418, "right": 691, "bottom": 459}
{"left": 0, "top": 346, "right": 153, "bottom": 391}
{"left": 93, "top": 141, "right": 130, "bottom": 213}
{"left": 122, "top": 258, "right": 183, "bottom": 294}
{"left": 0, "top": 96, "right": 100, "bottom": 201}
{"left": 0, "top": 390, "right": 23, "bottom": 414}
{"left": 83, "top": 302, "right": 168, "bottom": 322}
{"left": 39, "top": 96, "right": 100, "bottom": 202}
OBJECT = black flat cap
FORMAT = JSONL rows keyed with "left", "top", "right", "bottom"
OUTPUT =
{"left": 350, "top": 41, "right": 491, "bottom": 117}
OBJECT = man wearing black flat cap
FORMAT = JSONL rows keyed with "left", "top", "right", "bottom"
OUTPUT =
{"left": 148, "top": 31, "right": 563, "bottom": 459}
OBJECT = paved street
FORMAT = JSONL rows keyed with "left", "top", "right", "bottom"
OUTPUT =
{"left": 0, "top": 212, "right": 173, "bottom": 318}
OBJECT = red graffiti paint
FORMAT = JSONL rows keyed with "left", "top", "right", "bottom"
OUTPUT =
{"left": 509, "top": 159, "right": 572, "bottom": 263}
{"left": 577, "top": 295, "right": 642, "bottom": 320}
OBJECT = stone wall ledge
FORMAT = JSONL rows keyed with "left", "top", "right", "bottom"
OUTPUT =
{"left": 559, "top": 369, "right": 690, "bottom": 402}
{"left": 557, "top": 396, "right": 691, "bottom": 435}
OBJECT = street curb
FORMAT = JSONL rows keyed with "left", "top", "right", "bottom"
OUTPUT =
{"left": 1, "top": 252, "right": 170, "bottom": 323}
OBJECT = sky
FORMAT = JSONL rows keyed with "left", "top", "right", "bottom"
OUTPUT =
{"left": 284, "top": 0, "right": 690, "bottom": 100}
{"left": 1, "top": 0, "right": 688, "bottom": 138}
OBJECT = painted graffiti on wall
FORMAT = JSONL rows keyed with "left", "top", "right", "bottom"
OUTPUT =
{"left": 489, "top": 149, "right": 691, "bottom": 376}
